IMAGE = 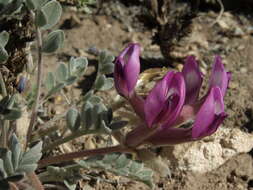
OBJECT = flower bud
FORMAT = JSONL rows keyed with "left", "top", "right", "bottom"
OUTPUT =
{"left": 114, "top": 43, "right": 140, "bottom": 98}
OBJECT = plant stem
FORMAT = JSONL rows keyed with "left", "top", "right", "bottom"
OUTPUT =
{"left": 0, "top": 72, "right": 9, "bottom": 148}
{"left": 42, "top": 129, "right": 97, "bottom": 152}
{"left": 0, "top": 71, "right": 7, "bottom": 96}
{"left": 30, "top": 112, "right": 67, "bottom": 142}
{"left": 26, "top": 11, "right": 43, "bottom": 148}
{"left": 125, "top": 123, "right": 160, "bottom": 147}
{"left": 39, "top": 145, "right": 134, "bottom": 168}
{"left": 27, "top": 172, "right": 45, "bottom": 190}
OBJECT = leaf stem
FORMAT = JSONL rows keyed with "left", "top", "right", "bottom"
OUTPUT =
{"left": 30, "top": 111, "right": 67, "bottom": 142}
{"left": 39, "top": 145, "right": 135, "bottom": 168}
{"left": 0, "top": 72, "right": 9, "bottom": 148}
{"left": 42, "top": 129, "right": 98, "bottom": 152}
{"left": 27, "top": 172, "right": 45, "bottom": 190}
{"left": 0, "top": 71, "right": 7, "bottom": 96}
{"left": 26, "top": 11, "right": 44, "bottom": 148}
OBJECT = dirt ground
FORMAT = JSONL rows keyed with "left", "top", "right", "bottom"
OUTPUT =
{"left": 42, "top": 1, "right": 253, "bottom": 189}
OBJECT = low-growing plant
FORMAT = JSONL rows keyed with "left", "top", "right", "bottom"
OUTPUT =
{"left": 0, "top": 0, "right": 231, "bottom": 189}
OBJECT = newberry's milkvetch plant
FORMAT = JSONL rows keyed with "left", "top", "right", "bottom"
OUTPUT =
{"left": 0, "top": 1, "right": 231, "bottom": 187}
{"left": 38, "top": 43, "right": 230, "bottom": 189}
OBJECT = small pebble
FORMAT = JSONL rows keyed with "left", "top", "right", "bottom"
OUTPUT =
{"left": 240, "top": 67, "right": 247, "bottom": 73}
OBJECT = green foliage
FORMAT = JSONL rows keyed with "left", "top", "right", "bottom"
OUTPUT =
{"left": 41, "top": 0, "right": 62, "bottom": 30}
{"left": 0, "top": 0, "right": 23, "bottom": 16}
{"left": 98, "top": 51, "right": 115, "bottom": 74}
{"left": 66, "top": 100, "right": 112, "bottom": 134}
{"left": 0, "top": 31, "right": 9, "bottom": 47}
{"left": 94, "top": 75, "right": 114, "bottom": 91}
{"left": 0, "top": 95, "right": 21, "bottom": 120}
{"left": 0, "top": 31, "right": 9, "bottom": 63}
{"left": 0, "top": 135, "right": 42, "bottom": 185}
{"left": 77, "top": 0, "right": 96, "bottom": 13}
{"left": 66, "top": 108, "right": 81, "bottom": 132}
{"left": 25, "top": 0, "right": 48, "bottom": 10}
{"left": 78, "top": 153, "right": 154, "bottom": 188}
{"left": 42, "top": 30, "right": 65, "bottom": 53}
{"left": 93, "top": 51, "right": 115, "bottom": 91}
{"left": 35, "top": 9, "right": 47, "bottom": 27}
{"left": 0, "top": 46, "right": 8, "bottom": 63}
{"left": 65, "top": 91, "right": 128, "bottom": 135}
{"left": 44, "top": 56, "right": 87, "bottom": 99}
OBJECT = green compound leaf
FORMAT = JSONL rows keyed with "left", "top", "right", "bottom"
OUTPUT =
{"left": 0, "top": 135, "right": 42, "bottom": 183}
{"left": 19, "top": 142, "right": 42, "bottom": 165}
{"left": 0, "top": 0, "right": 23, "bottom": 15}
{"left": 94, "top": 75, "right": 113, "bottom": 91}
{"left": 3, "top": 151, "right": 14, "bottom": 176}
{"left": 17, "top": 164, "right": 37, "bottom": 173}
{"left": 25, "top": 0, "right": 48, "bottom": 10}
{"left": 66, "top": 108, "right": 81, "bottom": 132}
{"left": 56, "top": 63, "right": 68, "bottom": 83}
{"left": 35, "top": 9, "right": 47, "bottom": 27}
{"left": 80, "top": 101, "right": 93, "bottom": 129}
{"left": 3, "top": 108, "right": 22, "bottom": 120}
{"left": 10, "top": 134, "right": 22, "bottom": 171}
{"left": 100, "top": 77, "right": 113, "bottom": 91}
{"left": 0, "top": 159, "right": 6, "bottom": 179}
{"left": 99, "top": 63, "right": 114, "bottom": 75}
{"left": 0, "top": 45, "right": 8, "bottom": 63}
{"left": 41, "top": 0, "right": 62, "bottom": 30}
{"left": 42, "top": 30, "right": 64, "bottom": 53}
{"left": 45, "top": 82, "right": 65, "bottom": 98}
{"left": 98, "top": 51, "right": 114, "bottom": 74}
{"left": 68, "top": 57, "right": 88, "bottom": 77}
{"left": 45, "top": 72, "right": 55, "bottom": 91}
{"left": 64, "top": 180, "right": 77, "bottom": 190}
{"left": 78, "top": 153, "right": 154, "bottom": 189}
{"left": 0, "top": 31, "right": 9, "bottom": 47}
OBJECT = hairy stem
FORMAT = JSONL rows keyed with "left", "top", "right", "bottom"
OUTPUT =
{"left": 0, "top": 71, "right": 7, "bottom": 96}
{"left": 26, "top": 11, "right": 43, "bottom": 148}
{"left": 42, "top": 129, "right": 99, "bottom": 152}
{"left": 0, "top": 72, "right": 9, "bottom": 148}
{"left": 30, "top": 112, "right": 67, "bottom": 142}
{"left": 39, "top": 145, "right": 135, "bottom": 168}
{"left": 125, "top": 123, "right": 160, "bottom": 147}
{"left": 27, "top": 172, "right": 44, "bottom": 190}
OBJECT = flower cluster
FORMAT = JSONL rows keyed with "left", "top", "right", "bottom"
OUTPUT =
{"left": 114, "top": 43, "right": 231, "bottom": 147}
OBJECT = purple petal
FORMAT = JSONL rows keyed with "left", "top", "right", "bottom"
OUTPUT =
{"left": 182, "top": 56, "right": 203, "bottom": 104}
{"left": 114, "top": 58, "right": 128, "bottom": 96}
{"left": 160, "top": 72, "right": 186, "bottom": 127}
{"left": 209, "top": 56, "right": 230, "bottom": 97}
{"left": 122, "top": 43, "right": 141, "bottom": 94}
{"left": 144, "top": 71, "right": 175, "bottom": 127}
{"left": 191, "top": 87, "right": 226, "bottom": 139}
{"left": 114, "top": 43, "right": 141, "bottom": 97}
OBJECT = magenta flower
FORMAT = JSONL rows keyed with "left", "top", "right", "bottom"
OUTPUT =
{"left": 144, "top": 71, "right": 185, "bottom": 127}
{"left": 125, "top": 55, "right": 230, "bottom": 147}
{"left": 182, "top": 56, "right": 203, "bottom": 104}
{"left": 209, "top": 56, "right": 231, "bottom": 97}
{"left": 147, "top": 87, "right": 227, "bottom": 145}
{"left": 114, "top": 43, "right": 141, "bottom": 98}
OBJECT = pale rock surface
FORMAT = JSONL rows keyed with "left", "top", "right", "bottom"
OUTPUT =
{"left": 161, "top": 127, "right": 253, "bottom": 173}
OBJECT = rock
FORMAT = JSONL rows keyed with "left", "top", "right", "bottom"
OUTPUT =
{"left": 161, "top": 127, "right": 253, "bottom": 173}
